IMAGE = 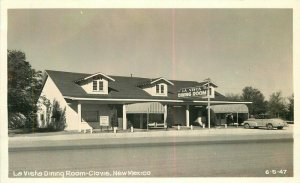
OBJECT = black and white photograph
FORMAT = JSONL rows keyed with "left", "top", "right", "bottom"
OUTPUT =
{"left": 0, "top": 0, "right": 299, "bottom": 182}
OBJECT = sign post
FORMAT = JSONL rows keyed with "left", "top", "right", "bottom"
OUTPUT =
{"left": 207, "top": 80, "right": 211, "bottom": 129}
{"left": 100, "top": 116, "right": 109, "bottom": 132}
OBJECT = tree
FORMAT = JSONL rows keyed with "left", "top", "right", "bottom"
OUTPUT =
{"left": 225, "top": 93, "right": 242, "bottom": 101}
{"left": 268, "top": 91, "right": 287, "bottom": 118}
{"left": 8, "top": 50, "right": 43, "bottom": 129}
{"left": 48, "top": 100, "right": 66, "bottom": 131}
{"left": 241, "top": 86, "right": 267, "bottom": 115}
{"left": 111, "top": 107, "right": 118, "bottom": 127}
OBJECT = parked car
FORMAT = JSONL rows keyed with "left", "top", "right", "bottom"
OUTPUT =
{"left": 243, "top": 118, "right": 285, "bottom": 130}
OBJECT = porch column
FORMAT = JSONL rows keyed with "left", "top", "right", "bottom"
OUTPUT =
{"left": 123, "top": 104, "right": 127, "bottom": 130}
{"left": 163, "top": 105, "right": 167, "bottom": 127}
{"left": 186, "top": 105, "right": 190, "bottom": 127}
{"left": 140, "top": 114, "right": 143, "bottom": 129}
{"left": 77, "top": 102, "right": 81, "bottom": 132}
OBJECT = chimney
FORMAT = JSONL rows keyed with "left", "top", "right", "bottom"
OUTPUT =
{"left": 130, "top": 74, "right": 133, "bottom": 77}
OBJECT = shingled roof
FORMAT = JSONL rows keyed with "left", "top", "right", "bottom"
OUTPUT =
{"left": 45, "top": 70, "right": 228, "bottom": 101}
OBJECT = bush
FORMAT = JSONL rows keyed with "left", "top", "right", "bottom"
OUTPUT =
{"left": 111, "top": 109, "right": 118, "bottom": 127}
{"left": 8, "top": 112, "right": 26, "bottom": 129}
{"left": 46, "top": 100, "right": 66, "bottom": 131}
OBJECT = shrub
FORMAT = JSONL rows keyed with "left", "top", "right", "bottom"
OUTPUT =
{"left": 8, "top": 112, "right": 26, "bottom": 129}
{"left": 111, "top": 109, "right": 118, "bottom": 127}
{"left": 47, "top": 100, "right": 66, "bottom": 131}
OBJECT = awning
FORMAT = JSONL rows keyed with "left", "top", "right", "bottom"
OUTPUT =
{"left": 210, "top": 104, "right": 249, "bottom": 113}
{"left": 126, "top": 102, "right": 165, "bottom": 114}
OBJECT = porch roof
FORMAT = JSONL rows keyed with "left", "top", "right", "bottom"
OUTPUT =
{"left": 126, "top": 102, "right": 165, "bottom": 114}
{"left": 210, "top": 104, "right": 249, "bottom": 113}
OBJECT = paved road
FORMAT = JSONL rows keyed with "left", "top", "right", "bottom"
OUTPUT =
{"left": 9, "top": 140, "right": 293, "bottom": 177}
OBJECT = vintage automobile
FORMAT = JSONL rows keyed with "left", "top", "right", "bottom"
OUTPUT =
{"left": 243, "top": 118, "right": 285, "bottom": 130}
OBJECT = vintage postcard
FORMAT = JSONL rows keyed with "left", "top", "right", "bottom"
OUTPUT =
{"left": 0, "top": 0, "right": 299, "bottom": 183}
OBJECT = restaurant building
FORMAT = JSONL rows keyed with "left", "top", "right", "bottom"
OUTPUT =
{"left": 37, "top": 70, "right": 251, "bottom": 132}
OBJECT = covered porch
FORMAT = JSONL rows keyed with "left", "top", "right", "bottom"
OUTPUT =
{"left": 210, "top": 104, "right": 249, "bottom": 126}
{"left": 66, "top": 98, "right": 251, "bottom": 132}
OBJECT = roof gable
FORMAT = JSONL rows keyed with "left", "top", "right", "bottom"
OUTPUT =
{"left": 199, "top": 78, "right": 218, "bottom": 88}
{"left": 137, "top": 77, "right": 174, "bottom": 87}
{"left": 150, "top": 77, "right": 174, "bottom": 85}
{"left": 74, "top": 72, "right": 115, "bottom": 83}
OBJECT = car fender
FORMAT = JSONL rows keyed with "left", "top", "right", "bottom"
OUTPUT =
{"left": 269, "top": 119, "right": 285, "bottom": 127}
{"left": 245, "top": 121, "right": 257, "bottom": 127}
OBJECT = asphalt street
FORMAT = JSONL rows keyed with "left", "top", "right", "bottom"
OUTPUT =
{"left": 9, "top": 140, "right": 293, "bottom": 177}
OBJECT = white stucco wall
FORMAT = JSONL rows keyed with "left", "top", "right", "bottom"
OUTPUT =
{"left": 80, "top": 78, "right": 108, "bottom": 94}
{"left": 143, "top": 83, "right": 168, "bottom": 96}
{"left": 37, "top": 74, "right": 82, "bottom": 131}
{"left": 66, "top": 103, "right": 80, "bottom": 130}
{"left": 37, "top": 75, "right": 68, "bottom": 128}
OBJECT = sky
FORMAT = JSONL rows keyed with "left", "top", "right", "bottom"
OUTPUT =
{"left": 8, "top": 9, "right": 293, "bottom": 98}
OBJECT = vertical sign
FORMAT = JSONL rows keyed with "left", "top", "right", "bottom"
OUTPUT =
{"left": 100, "top": 116, "right": 109, "bottom": 126}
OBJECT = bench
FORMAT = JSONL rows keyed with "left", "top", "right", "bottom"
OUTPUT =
{"left": 80, "top": 122, "right": 93, "bottom": 133}
{"left": 148, "top": 122, "right": 166, "bottom": 128}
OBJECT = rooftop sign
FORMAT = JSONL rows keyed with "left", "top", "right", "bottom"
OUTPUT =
{"left": 178, "top": 86, "right": 208, "bottom": 98}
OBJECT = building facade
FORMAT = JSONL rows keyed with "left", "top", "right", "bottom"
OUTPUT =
{"left": 37, "top": 70, "right": 250, "bottom": 132}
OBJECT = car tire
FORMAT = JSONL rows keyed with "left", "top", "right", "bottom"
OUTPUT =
{"left": 244, "top": 123, "right": 250, "bottom": 129}
{"left": 266, "top": 123, "right": 273, "bottom": 130}
{"left": 254, "top": 127, "right": 259, "bottom": 129}
{"left": 277, "top": 127, "right": 283, "bottom": 130}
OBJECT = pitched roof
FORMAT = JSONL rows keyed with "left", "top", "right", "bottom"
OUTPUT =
{"left": 45, "top": 70, "right": 228, "bottom": 101}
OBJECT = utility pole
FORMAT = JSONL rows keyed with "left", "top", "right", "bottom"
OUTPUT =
{"left": 205, "top": 78, "right": 211, "bottom": 129}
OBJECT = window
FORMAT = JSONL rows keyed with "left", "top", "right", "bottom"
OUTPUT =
{"left": 93, "top": 80, "right": 97, "bottom": 91}
{"left": 99, "top": 81, "right": 104, "bottom": 91}
{"left": 40, "top": 114, "right": 44, "bottom": 121}
{"left": 156, "top": 85, "right": 159, "bottom": 93}
{"left": 209, "top": 88, "right": 212, "bottom": 95}
{"left": 161, "top": 85, "right": 164, "bottom": 93}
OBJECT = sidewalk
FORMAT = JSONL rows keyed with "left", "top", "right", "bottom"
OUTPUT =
{"left": 9, "top": 125, "right": 293, "bottom": 151}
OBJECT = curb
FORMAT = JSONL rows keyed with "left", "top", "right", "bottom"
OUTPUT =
{"left": 9, "top": 137, "right": 293, "bottom": 152}
{"left": 8, "top": 128, "right": 293, "bottom": 141}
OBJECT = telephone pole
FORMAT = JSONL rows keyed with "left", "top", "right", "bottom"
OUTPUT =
{"left": 205, "top": 78, "right": 211, "bottom": 129}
